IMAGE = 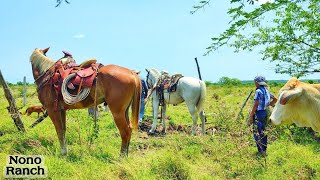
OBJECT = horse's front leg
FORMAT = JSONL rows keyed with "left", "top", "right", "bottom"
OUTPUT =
{"left": 161, "top": 105, "right": 167, "bottom": 134}
{"left": 47, "top": 108, "right": 67, "bottom": 155}
{"left": 150, "top": 98, "right": 159, "bottom": 134}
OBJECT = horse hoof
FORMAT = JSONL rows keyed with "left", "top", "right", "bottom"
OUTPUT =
{"left": 61, "top": 149, "right": 68, "bottom": 155}
{"left": 148, "top": 131, "right": 155, "bottom": 135}
{"left": 120, "top": 152, "right": 128, "bottom": 158}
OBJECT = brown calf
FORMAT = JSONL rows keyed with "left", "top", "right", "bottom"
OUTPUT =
{"left": 24, "top": 106, "right": 45, "bottom": 118}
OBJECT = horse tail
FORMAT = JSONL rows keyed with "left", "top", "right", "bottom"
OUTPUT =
{"left": 196, "top": 80, "right": 207, "bottom": 113}
{"left": 131, "top": 76, "right": 142, "bottom": 132}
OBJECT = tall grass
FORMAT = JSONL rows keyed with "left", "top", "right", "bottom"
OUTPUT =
{"left": 0, "top": 84, "right": 319, "bottom": 179}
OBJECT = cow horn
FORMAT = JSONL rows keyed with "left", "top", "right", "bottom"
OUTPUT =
{"left": 279, "top": 88, "right": 302, "bottom": 105}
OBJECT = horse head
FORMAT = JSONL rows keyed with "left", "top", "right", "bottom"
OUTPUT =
{"left": 30, "top": 48, "right": 55, "bottom": 81}
{"left": 145, "top": 68, "right": 161, "bottom": 89}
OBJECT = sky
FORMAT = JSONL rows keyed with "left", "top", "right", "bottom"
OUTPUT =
{"left": 0, "top": 0, "right": 316, "bottom": 83}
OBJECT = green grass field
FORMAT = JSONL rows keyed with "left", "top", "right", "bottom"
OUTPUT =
{"left": 0, "top": 84, "right": 319, "bottom": 179}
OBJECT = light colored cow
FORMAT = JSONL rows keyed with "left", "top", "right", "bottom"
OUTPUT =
{"left": 270, "top": 77, "right": 320, "bottom": 132}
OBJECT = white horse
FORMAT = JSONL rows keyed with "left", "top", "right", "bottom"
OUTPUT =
{"left": 145, "top": 68, "right": 207, "bottom": 134}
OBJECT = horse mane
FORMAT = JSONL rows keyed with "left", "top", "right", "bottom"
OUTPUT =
{"left": 30, "top": 48, "right": 55, "bottom": 75}
{"left": 149, "top": 68, "right": 161, "bottom": 79}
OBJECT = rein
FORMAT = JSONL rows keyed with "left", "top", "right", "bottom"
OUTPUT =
{"left": 34, "top": 63, "right": 57, "bottom": 91}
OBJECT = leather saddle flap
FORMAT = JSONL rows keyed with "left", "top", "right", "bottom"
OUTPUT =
{"left": 71, "top": 73, "right": 96, "bottom": 88}
{"left": 167, "top": 74, "right": 183, "bottom": 92}
{"left": 76, "top": 67, "right": 95, "bottom": 78}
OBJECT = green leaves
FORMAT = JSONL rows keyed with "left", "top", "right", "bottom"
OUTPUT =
{"left": 195, "top": 0, "right": 320, "bottom": 77}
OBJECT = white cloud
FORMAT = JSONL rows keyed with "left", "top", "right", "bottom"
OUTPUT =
{"left": 72, "top": 34, "right": 85, "bottom": 39}
{"left": 257, "top": 0, "right": 275, "bottom": 5}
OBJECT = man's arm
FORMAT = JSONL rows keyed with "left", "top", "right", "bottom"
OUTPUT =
{"left": 269, "top": 94, "right": 277, "bottom": 107}
{"left": 248, "top": 100, "right": 259, "bottom": 125}
{"left": 142, "top": 80, "right": 148, "bottom": 98}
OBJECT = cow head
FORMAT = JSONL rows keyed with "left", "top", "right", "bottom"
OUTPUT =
{"left": 270, "top": 77, "right": 303, "bottom": 125}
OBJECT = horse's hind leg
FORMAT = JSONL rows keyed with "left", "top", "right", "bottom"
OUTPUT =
{"left": 199, "top": 111, "right": 206, "bottom": 135}
{"left": 187, "top": 103, "right": 198, "bottom": 135}
{"left": 47, "top": 108, "right": 67, "bottom": 155}
{"left": 113, "top": 112, "right": 132, "bottom": 156}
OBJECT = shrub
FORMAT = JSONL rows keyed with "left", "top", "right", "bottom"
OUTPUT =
{"left": 16, "top": 81, "right": 24, "bottom": 85}
{"left": 151, "top": 154, "right": 190, "bottom": 179}
{"left": 218, "top": 77, "right": 242, "bottom": 86}
{"left": 205, "top": 81, "right": 214, "bottom": 86}
{"left": 308, "top": 80, "right": 314, "bottom": 84}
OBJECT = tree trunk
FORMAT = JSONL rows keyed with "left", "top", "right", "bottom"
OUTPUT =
{"left": 0, "top": 70, "right": 26, "bottom": 132}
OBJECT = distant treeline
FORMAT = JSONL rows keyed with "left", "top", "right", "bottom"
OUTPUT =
{"left": 5, "top": 81, "right": 32, "bottom": 86}
{"left": 205, "top": 77, "right": 320, "bottom": 86}
{"left": 4, "top": 78, "right": 320, "bottom": 87}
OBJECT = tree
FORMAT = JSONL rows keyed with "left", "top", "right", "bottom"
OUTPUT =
{"left": 218, "top": 76, "right": 242, "bottom": 85}
{"left": 192, "top": 0, "right": 320, "bottom": 77}
{"left": 55, "top": 0, "right": 70, "bottom": 7}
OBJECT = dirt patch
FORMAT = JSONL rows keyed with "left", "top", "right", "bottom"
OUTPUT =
{"left": 139, "top": 119, "right": 218, "bottom": 137}
{"left": 139, "top": 119, "right": 189, "bottom": 137}
{"left": 211, "top": 93, "right": 220, "bottom": 100}
{"left": 25, "top": 139, "right": 42, "bottom": 148}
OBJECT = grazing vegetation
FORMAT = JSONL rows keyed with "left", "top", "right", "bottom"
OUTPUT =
{"left": 0, "top": 82, "right": 319, "bottom": 179}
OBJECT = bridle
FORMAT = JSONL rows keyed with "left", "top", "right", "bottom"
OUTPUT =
{"left": 146, "top": 71, "right": 152, "bottom": 89}
{"left": 145, "top": 70, "right": 158, "bottom": 101}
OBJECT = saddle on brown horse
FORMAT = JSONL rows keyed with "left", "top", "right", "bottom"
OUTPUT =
{"left": 36, "top": 58, "right": 103, "bottom": 110}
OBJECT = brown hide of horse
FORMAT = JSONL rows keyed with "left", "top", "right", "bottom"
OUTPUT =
{"left": 30, "top": 48, "right": 141, "bottom": 156}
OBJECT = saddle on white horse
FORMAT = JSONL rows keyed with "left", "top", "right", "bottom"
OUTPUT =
{"left": 156, "top": 73, "right": 184, "bottom": 106}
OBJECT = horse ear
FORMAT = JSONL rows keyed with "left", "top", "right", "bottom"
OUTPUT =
{"left": 145, "top": 68, "right": 149, "bottom": 73}
{"left": 279, "top": 87, "right": 302, "bottom": 105}
{"left": 42, "top": 47, "right": 50, "bottom": 55}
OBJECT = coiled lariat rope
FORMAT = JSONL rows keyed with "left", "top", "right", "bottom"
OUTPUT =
{"left": 61, "top": 73, "right": 91, "bottom": 105}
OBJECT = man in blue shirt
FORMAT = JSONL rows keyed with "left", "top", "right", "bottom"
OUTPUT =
{"left": 133, "top": 70, "right": 148, "bottom": 122}
{"left": 248, "top": 76, "right": 277, "bottom": 156}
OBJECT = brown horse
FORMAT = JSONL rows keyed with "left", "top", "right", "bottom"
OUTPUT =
{"left": 30, "top": 48, "right": 141, "bottom": 156}
{"left": 23, "top": 105, "right": 45, "bottom": 117}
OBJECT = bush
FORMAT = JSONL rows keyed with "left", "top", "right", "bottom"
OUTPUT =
{"left": 308, "top": 80, "right": 314, "bottom": 84}
{"left": 151, "top": 154, "right": 190, "bottom": 179}
{"left": 218, "top": 76, "right": 242, "bottom": 86}
{"left": 205, "top": 81, "right": 214, "bottom": 86}
{"left": 16, "top": 81, "right": 24, "bottom": 85}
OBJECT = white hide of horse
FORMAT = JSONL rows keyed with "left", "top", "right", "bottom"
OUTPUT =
{"left": 145, "top": 68, "right": 207, "bottom": 134}
{"left": 270, "top": 77, "right": 320, "bottom": 132}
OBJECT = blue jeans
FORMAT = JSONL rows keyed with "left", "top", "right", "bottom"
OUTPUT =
{"left": 253, "top": 110, "right": 267, "bottom": 153}
{"left": 139, "top": 96, "right": 145, "bottom": 120}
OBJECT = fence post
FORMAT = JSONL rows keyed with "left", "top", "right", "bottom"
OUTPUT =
{"left": 23, "top": 76, "right": 26, "bottom": 106}
{"left": 0, "top": 70, "right": 26, "bottom": 132}
{"left": 194, "top": 57, "right": 202, "bottom": 80}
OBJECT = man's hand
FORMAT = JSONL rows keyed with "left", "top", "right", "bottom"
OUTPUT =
{"left": 247, "top": 115, "right": 253, "bottom": 126}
